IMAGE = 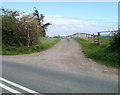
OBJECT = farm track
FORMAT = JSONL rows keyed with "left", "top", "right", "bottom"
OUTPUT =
{"left": 2, "top": 39, "right": 118, "bottom": 75}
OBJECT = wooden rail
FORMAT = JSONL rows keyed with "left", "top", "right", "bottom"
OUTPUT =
{"left": 64, "top": 32, "right": 101, "bottom": 45}
{"left": 59, "top": 30, "right": 117, "bottom": 45}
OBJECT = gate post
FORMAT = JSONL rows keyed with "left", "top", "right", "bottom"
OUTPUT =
{"left": 98, "top": 32, "right": 100, "bottom": 45}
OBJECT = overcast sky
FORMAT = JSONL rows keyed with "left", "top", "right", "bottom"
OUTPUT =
{"left": 2, "top": 2, "right": 118, "bottom": 36}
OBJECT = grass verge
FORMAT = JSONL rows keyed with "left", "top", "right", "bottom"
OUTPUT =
{"left": 74, "top": 37, "right": 119, "bottom": 68}
{"left": 2, "top": 37, "right": 60, "bottom": 55}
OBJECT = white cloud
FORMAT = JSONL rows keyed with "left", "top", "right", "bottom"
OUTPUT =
{"left": 44, "top": 16, "right": 117, "bottom": 37}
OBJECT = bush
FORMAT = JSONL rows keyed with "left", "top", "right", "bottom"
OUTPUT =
{"left": 110, "top": 30, "right": 120, "bottom": 53}
{"left": 1, "top": 8, "right": 51, "bottom": 47}
{"left": 2, "top": 15, "right": 27, "bottom": 47}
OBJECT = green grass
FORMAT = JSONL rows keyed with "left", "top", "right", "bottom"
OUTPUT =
{"left": 2, "top": 37, "right": 60, "bottom": 55}
{"left": 100, "top": 36, "right": 112, "bottom": 47}
{"left": 74, "top": 37, "right": 119, "bottom": 68}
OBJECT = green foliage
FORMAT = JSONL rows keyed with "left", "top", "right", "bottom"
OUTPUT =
{"left": 2, "top": 37, "right": 60, "bottom": 55}
{"left": 110, "top": 30, "right": 120, "bottom": 53}
{"left": 2, "top": 8, "right": 51, "bottom": 48}
{"left": 74, "top": 37, "right": 119, "bottom": 68}
{"left": 2, "top": 15, "right": 27, "bottom": 47}
{"left": 100, "top": 37, "right": 112, "bottom": 47}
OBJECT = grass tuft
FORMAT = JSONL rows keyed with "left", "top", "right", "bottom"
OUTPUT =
{"left": 2, "top": 37, "right": 60, "bottom": 55}
{"left": 74, "top": 37, "right": 119, "bottom": 68}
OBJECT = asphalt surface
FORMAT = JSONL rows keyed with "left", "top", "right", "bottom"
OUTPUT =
{"left": 2, "top": 60, "right": 118, "bottom": 93}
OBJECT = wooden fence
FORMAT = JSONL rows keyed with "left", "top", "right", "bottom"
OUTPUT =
{"left": 60, "top": 30, "right": 117, "bottom": 45}
{"left": 66, "top": 32, "right": 101, "bottom": 45}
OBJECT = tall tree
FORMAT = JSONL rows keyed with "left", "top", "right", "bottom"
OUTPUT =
{"left": 33, "top": 7, "right": 51, "bottom": 37}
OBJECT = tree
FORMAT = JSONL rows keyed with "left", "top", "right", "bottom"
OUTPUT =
{"left": 33, "top": 7, "right": 51, "bottom": 37}
{"left": 1, "top": 8, "right": 28, "bottom": 47}
{"left": 1, "top": 7, "right": 51, "bottom": 47}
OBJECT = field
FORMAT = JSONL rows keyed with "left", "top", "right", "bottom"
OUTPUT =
{"left": 74, "top": 37, "right": 119, "bottom": 68}
{"left": 2, "top": 37, "right": 60, "bottom": 55}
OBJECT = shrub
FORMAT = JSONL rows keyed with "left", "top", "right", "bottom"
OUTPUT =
{"left": 110, "top": 29, "right": 120, "bottom": 53}
{"left": 2, "top": 15, "right": 27, "bottom": 47}
{"left": 1, "top": 8, "right": 51, "bottom": 47}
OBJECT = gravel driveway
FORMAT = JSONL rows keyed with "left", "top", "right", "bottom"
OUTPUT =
{"left": 2, "top": 39, "right": 118, "bottom": 75}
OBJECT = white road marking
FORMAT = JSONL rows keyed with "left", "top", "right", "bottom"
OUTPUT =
{"left": 0, "top": 77, "right": 39, "bottom": 93}
{"left": 0, "top": 82, "right": 22, "bottom": 93}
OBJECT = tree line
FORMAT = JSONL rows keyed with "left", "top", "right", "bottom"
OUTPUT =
{"left": 1, "top": 7, "right": 51, "bottom": 47}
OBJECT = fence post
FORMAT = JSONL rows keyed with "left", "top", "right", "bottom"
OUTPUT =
{"left": 93, "top": 34, "right": 95, "bottom": 43}
{"left": 98, "top": 32, "right": 100, "bottom": 45}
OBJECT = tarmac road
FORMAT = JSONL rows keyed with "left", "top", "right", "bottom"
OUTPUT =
{"left": 2, "top": 60, "right": 118, "bottom": 93}
{"left": 1, "top": 39, "right": 118, "bottom": 94}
